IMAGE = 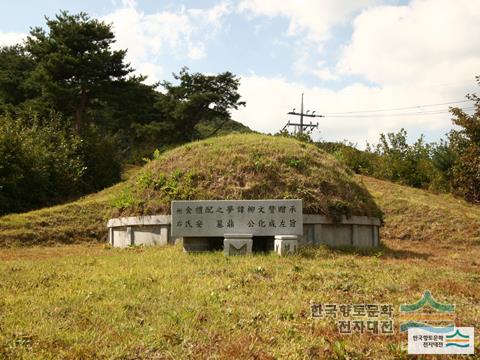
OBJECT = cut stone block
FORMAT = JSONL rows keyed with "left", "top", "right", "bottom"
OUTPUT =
{"left": 223, "top": 234, "right": 253, "bottom": 256}
{"left": 274, "top": 235, "right": 298, "bottom": 255}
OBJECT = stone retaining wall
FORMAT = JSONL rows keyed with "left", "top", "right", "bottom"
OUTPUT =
{"left": 107, "top": 215, "right": 381, "bottom": 249}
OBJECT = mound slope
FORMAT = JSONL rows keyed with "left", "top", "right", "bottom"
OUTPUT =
{"left": 111, "top": 134, "right": 382, "bottom": 219}
{"left": 1, "top": 167, "right": 479, "bottom": 246}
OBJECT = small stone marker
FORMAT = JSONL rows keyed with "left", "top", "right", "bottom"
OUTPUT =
{"left": 274, "top": 235, "right": 298, "bottom": 256}
{"left": 223, "top": 234, "right": 253, "bottom": 256}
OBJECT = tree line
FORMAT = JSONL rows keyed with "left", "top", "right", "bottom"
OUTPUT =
{"left": 0, "top": 11, "right": 247, "bottom": 214}
{"left": 315, "top": 87, "right": 480, "bottom": 204}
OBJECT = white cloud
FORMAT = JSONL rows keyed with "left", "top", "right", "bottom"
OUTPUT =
{"left": 0, "top": 31, "right": 26, "bottom": 46}
{"left": 293, "top": 53, "right": 339, "bottom": 81}
{"left": 338, "top": 0, "right": 480, "bottom": 85}
{"left": 238, "top": 0, "right": 377, "bottom": 42}
{"left": 189, "top": 2, "right": 231, "bottom": 30}
{"left": 137, "top": 62, "right": 163, "bottom": 85}
{"left": 103, "top": 1, "right": 231, "bottom": 82}
{"left": 312, "top": 65, "right": 338, "bottom": 81}
{"left": 187, "top": 43, "right": 206, "bottom": 60}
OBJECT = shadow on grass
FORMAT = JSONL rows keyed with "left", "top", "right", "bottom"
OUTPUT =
{"left": 175, "top": 242, "right": 431, "bottom": 260}
{"left": 298, "top": 242, "right": 431, "bottom": 260}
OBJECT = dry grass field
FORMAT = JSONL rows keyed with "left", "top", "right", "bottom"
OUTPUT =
{"left": 0, "top": 173, "right": 479, "bottom": 359}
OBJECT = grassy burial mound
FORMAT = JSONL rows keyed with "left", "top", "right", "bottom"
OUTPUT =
{"left": 0, "top": 135, "right": 480, "bottom": 246}
{"left": 2, "top": 133, "right": 480, "bottom": 248}
{"left": 0, "top": 134, "right": 381, "bottom": 246}
{"left": 111, "top": 133, "right": 382, "bottom": 219}
{"left": 363, "top": 176, "right": 480, "bottom": 249}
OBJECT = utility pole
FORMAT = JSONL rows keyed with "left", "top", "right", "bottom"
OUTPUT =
{"left": 282, "top": 93, "right": 323, "bottom": 134}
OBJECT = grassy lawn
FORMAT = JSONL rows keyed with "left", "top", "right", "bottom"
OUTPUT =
{"left": 0, "top": 239, "right": 479, "bottom": 359}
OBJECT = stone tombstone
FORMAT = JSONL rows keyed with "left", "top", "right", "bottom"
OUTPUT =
{"left": 171, "top": 199, "right": 303, "bottom": 237}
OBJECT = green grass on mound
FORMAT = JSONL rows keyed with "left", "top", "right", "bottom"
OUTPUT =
{"left": 0, "top": 184, "right": 113, "bottom": 247}
{"left": 110, "top": 134, "right": 382, "bottom": 219}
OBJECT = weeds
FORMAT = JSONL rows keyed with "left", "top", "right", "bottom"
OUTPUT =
{"left": 0, "top": 243, "right": 477, "bottom": 359}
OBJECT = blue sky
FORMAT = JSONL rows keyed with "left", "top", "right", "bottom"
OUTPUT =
{"left": 0, "top": 0, "right": 479, "bottom": 146}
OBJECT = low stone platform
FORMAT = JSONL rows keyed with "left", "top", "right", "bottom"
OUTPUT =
{"left": 107, "top": 214, "right": 381, "bottom": 249}
{"left": 107, "top": 215, "right": 171, "bottom": 248}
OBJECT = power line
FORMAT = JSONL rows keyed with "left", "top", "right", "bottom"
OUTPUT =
{"left": 325, "top": 106, "right": 475, "bottom": 118}
{"left": 321, "top": 99, "right": 471, "bottom": 115}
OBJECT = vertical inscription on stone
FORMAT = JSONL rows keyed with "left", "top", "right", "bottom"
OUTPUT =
{"left": 171, "top": 200, "right": 303, "bottom": 237}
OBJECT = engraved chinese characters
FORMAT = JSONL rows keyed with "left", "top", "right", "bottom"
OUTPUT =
{"left": 171, "top": 200, "right": 303, "bottom": 237}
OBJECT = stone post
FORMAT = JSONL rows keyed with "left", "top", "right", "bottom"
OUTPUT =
{"left": 223, "top": 234, "right": 253, "bottom": 256}
{"left": 373, "top": 226, "right": 379, "bottom": 247}
{"left": 108, "top": 227, "right": 114, "bottom": 246}
{"left": 351, "top": 224, "right": 359, "bottom": 247}
{"left": 126, "top": 226, "right": 133, "bottom": 246}
{"left": 274, "top": 235, "right": 298, "bottom": 256}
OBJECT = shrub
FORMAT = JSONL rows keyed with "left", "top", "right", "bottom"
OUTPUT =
{"left": 0, "top": 114, "right": 84, "bottom": 213}
{"left": 318, "top": 130, "right": 444, "bottom": 192}
{"left": 0, "top": 114, "right": 122, "bottom": 214}
{"left": 317, "top": 141, "right": 377, "bottom": 175}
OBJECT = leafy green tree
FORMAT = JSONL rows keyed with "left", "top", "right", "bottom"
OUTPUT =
{"left": 430, "top": 139, "right": 457, "bottom": 191}
{"left": 156, "top": 68, "right": 246, "bottom": 142}
{"left": 316, "top": 140, "right": 377, "bottom": 175}
{"left": 0, "top": 112, "right": 122, "bottom": 214}
{"left": 373, "top": 129, "right": 437, "bottom": 188}
{"left": 449, "top": 78, "right": 480, "bottom": 202}
{"left": 129, "top": 68, "right": 246, "bottom": 161}
{"left": 0, "top": 45, "right": 38, "bottom": 110}
{"left": 25, "top": 11, "right": 136, "bottom": 134}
